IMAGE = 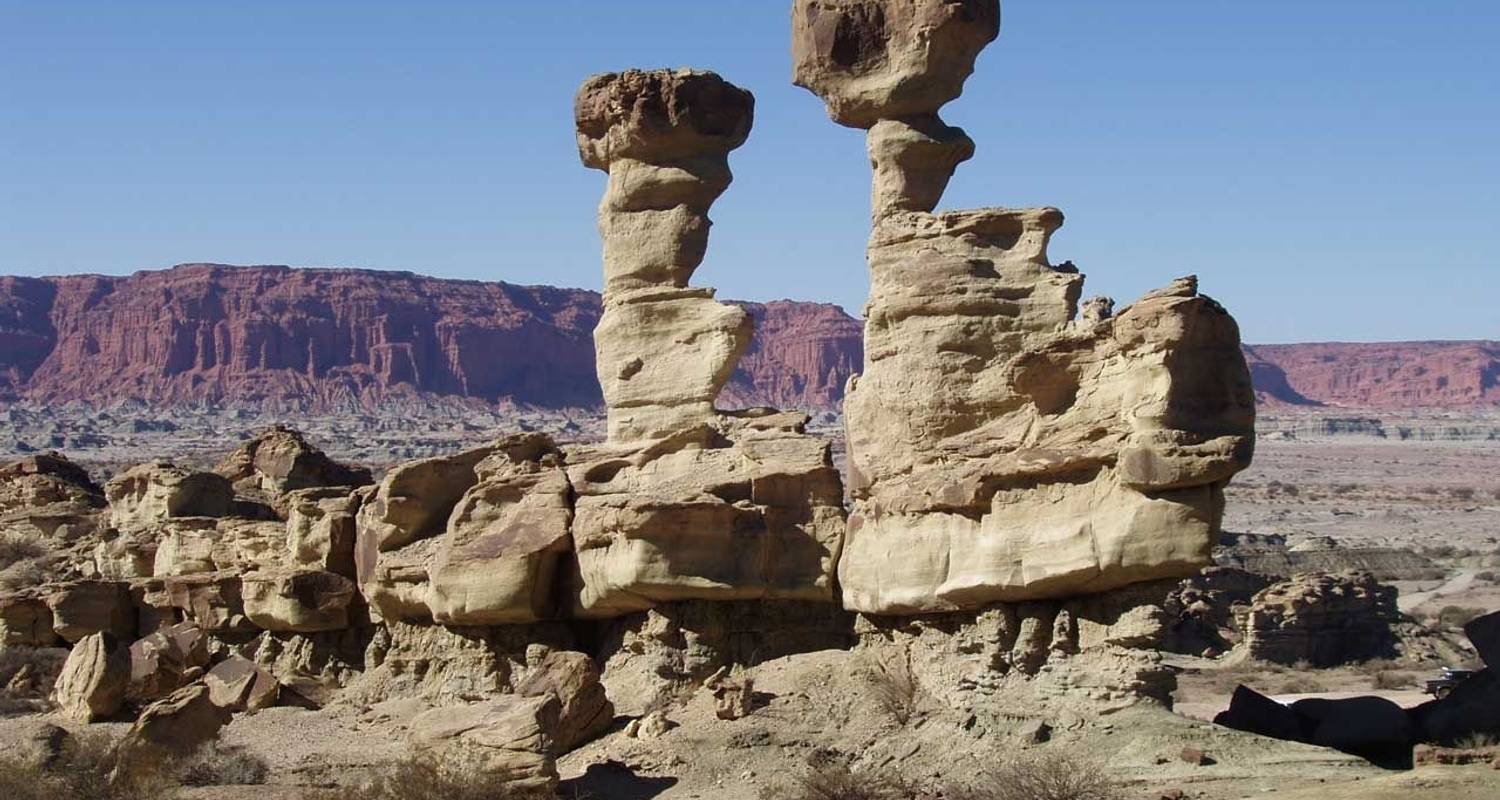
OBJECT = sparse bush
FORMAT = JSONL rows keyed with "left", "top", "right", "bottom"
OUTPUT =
{"left": 1449, "top": 487, "right": 1477, "bottom": 501}
{"left": 1372, "top": 671, "right": 1415, "bottom": 690}
{"left": 864, "top": 654, "right": 919, "bottom": 725}
{"left": 1436, "top": 605, "right": 1485, "bottom": 628}
{"left": 1274, "top": 673, "right": 1328, "bottom": 695}
{"left": 0, "top": 731, "right": 174, "bottom": 800}
{"left": 325, "top": 754, "right": 551, "bottom": 800}
{"left": 1453, "top": 732, "right": 1500, "bottom": 750}
{"left": 175, "top": 744, "right": 269, "bottom": 787}
{"left": 0, "top": 560, "right": 47, "bottom": 592}
{"left": 0, "top": 535, "right": 46, "bottom": 567}
{"left": 776, "top": 763, "right": 912, "bottom": 800}
{"left": 955, "top": 750, "right": 1123, "bottom": 800}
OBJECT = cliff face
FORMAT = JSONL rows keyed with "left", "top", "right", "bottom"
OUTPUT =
{"left": 0, "top": 264, "right": 863, "bottom": 412}
{"left": 2, "top": 264, "right": 1494, "bottom": 412}
{"left": 1246, "top": 341, "right": 1500, "bottom": 409}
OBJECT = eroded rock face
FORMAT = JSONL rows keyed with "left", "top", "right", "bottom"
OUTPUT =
{"left": 0, "top": 453, "right": 104, "bottom": 540}
{"left": 1236, "top": 571, "right": 1399, "bottom": 667}
{"left": 793, "top": 0, "right": 1254, "bottom": 614}
{"left": 410, "top": 695, "right": 561, "bottom": 792}
{"left": 241, "top": 569, "right": 356, "bottom": 633}
{"left": 105, "top": 462, "right": 233, "bottom": 530}
{"left": 567, "top": 413, "right": 845, "bottom": 617}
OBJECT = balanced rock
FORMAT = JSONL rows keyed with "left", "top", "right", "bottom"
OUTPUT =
{"left": 1236, "top": 571, "right": 1398, "bottom": 667}
{"left": 105, "top": 461, "right": 233, "bottom": 529}
{"left": 52, "top": 631, "right": 130, "bottom": 722}
{"left": 216, "top": 425, "right": 372, "bottom": 503}
{"left": 575, "top": 68, "right": 754, "bottom": 443}
{"left": 792, "top": 0, "right": 1254, "bottom": 614}
{"left": 572, "top": 69, "right": 845, "bottom": 616}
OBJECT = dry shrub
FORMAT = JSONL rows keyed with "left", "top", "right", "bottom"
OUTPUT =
{"left": 176, "top": 743, "right": 269, "bottom": 787}
{"left": 773, "top": 764, "right": 912, "bottom": 800}
{"left": 1436, "top": 605, "right": 1485, "bottom": 628}
{"left": 0, "top": 559, "right": 47, "bottom": 592}
{"left": 325, "top": 754, "right": 551, "bottom": 800}
{"left": 955, "top": 751, "right": 1123, "bottom": 800}
{"left": 1372, "top": 670, "right": 1415, "bottom": 690}
{"left": 864, "top": 653, "right": 919, "bottom": 725}
{"left": 1453, "top": 732, "right": 1500, "bottom": 750}
{"left": 0, "top": 535, "right": 46, "bottom": 567}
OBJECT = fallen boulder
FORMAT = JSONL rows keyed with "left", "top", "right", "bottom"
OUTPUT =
{"left": 409, "top": 695, "right": 561, "bottom": 792}
{"left": 52, "top": 631, "right": 130, "bottom": 722}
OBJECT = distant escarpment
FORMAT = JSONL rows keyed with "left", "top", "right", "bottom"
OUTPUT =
{"left": 1246, "top": 341, "right": 1500, "bottom": 409}
{"left": 2, "top": 264, "right": 1494, "bottom": 413}
{"left": 0, "top": 264, "right": 861, "bottom": 412}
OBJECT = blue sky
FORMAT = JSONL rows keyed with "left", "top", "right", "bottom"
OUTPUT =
{"left": 2, "top": 1, "right": 1495, "bottom": 344}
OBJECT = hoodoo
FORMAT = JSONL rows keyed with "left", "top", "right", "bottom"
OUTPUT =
{"left": 792, "top": 0, "right": 1256, "bottom": 613}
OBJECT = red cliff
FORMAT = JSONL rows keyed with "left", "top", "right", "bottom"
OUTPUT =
{"left": 0, "top": 264, "right": 864, "bottom": 412}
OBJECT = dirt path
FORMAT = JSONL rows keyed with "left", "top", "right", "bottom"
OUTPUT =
{"left": 1400, "top": 569, "right": 1478, "bottom": 612}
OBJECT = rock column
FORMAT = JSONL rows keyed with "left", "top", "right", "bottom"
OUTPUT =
{"left": 794, "top": 0, "right": 1256, "bottom": 614}
{"left": 575, "top": 69, "right": 755, "bottom": 444}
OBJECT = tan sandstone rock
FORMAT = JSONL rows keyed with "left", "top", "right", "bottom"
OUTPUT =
{"left": 105, "top": 461, "right": 233, "bottom": 530}
{"left": 792, "top": 0, "right": 1254, "bottom": 614}
{"left": 285, "top": 487, "right": 361, "bottom": 577}
{"left": 52, "top": 631, "right": 130, "bottom": 722}
{"left": 241, "top": 569, "right": 355, "bottom": 633}
{"left": 1235, "top": 571, "right": 1399, "bottom": 667}
{"left": 0, "top": 592, "right": 59, "bottom": 646}
{"left": 428, "top": 435, "right": 573, "bottom": 625}
{"left": 0, "top": 453, "right": 104, "bottom": 540}
{"left": 215, "top": 425, "right": 372, "bottom": 504}
{"left": 409, "top": 695, "right": 561, "bottom": 792}
{"left": 204, "top": 655, "right": 279, "bottom": 712}
{"left": 515, "top": 646, "right": 614, "bottom": 753}
{"left": 124, "top": 682, "right": 231, "bottom": 754}
{"left": 127, "top": 620, "right": 209, "bottom": 703}
{"left": 571, "top": 70, "right": 846, "bottom": 617}
{"left": 44, "top": 580, "right": 134, "bottom": 643}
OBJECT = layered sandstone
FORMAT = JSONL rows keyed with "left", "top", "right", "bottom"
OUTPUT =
{"left": 793, "top": 0, "right": 1255, "bottom": 613}
{"left": 570, "top": 69, "right": 845, "bottom": 615}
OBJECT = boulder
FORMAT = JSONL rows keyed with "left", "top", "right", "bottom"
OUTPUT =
{"left": 285, "top": 487, "right": 361, "bottom": 577}
{"left": 515, "top": 647, "right": 614, "bottom": 752}
{"left": 204, "top": 655, "right": 279, "bottom": 712}
{"left": 241, "top": 569, "right": 356, "bottom": 633}
{"left": 92, "top": 532, "right": 156, "bottom": 580}
{"left": 127, "top": 621, "right": 209, "bottom": 703}
{"left": 44, "top": 580, "right": 134, "bottom": 643}
{"left": 105, "top": 461, "right": 233, "bottom": 529}
{"left": 704, "top": 664, "right": 753, "bottom": 721}
{"left": 1213, "top": 685, "right": 1306, "bottom": 744}
{"left": 137, "top": 573, "right": 252, "bottom": 633}
{"left": 215, "top": 425, "right": 372, "bottom": 502}
{"left": 355, "top": 444, "right": 494, "bottom": 553}
{"left": 1236, "top": 571, "right": 1399, "bottom": 666}
{"left": 124, "top": 682, "right": 231, "bottom": 754}
{"left": 410, "top": 695, "right": 561, "bottom": 792}
{"left": 52, "top": 631, "right": 130, "bottom": 722}
{"left": 1291, "top": 696, "right": 1414, "bottom": 769}
{"left": 0, "top": 452, "right": 104, "bottom": 539}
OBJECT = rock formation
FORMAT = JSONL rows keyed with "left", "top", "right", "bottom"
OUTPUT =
{"left": 792, "top": 0, "right": 1256, "bottom": 613}
{"left": 569, "top": 69, "right": 846, "bottom": 616}
{"left": 52, "top": 631, "right": 130, "bottom": 722}
{"left": 215, "top": 425, "right": 372, "bottom": 507}
{"left": 1235, "top": 571, "right": 1399, "bottom": 667}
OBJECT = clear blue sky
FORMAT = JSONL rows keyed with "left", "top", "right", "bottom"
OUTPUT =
{"left": 2, "top": 2, "right": 1496, "bottom": 344}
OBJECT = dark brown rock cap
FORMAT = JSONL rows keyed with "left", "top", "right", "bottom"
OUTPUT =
{"left": 575, "top": 69, "right": 754, "bottom": 170}
{"left": 792, "top": 0, "right": 1000, "bottom": 128}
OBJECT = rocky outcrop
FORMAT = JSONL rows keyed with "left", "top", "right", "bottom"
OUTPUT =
{"left": 127, "top": 621, "right": 209, "bottom": 703}
{"left": 793, "top": 0, "right": 1255, "bottom": 614}
{"left": 1235, "top": 571, "right": 1399, "bottom": 666}
{"left": 0, "top": 452, "right": 104, "bottom": 540}
{"left": 215, "top": 425, "right": 371, "bottom": 504}
{"left": 410, "top": 695, "right": 561, "bottom": 792}
{"left": 105, "top": 462, "right": 233, "bottom": 530}
{"left": 570, "top": 69, "right": 845, "bottom": 615}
